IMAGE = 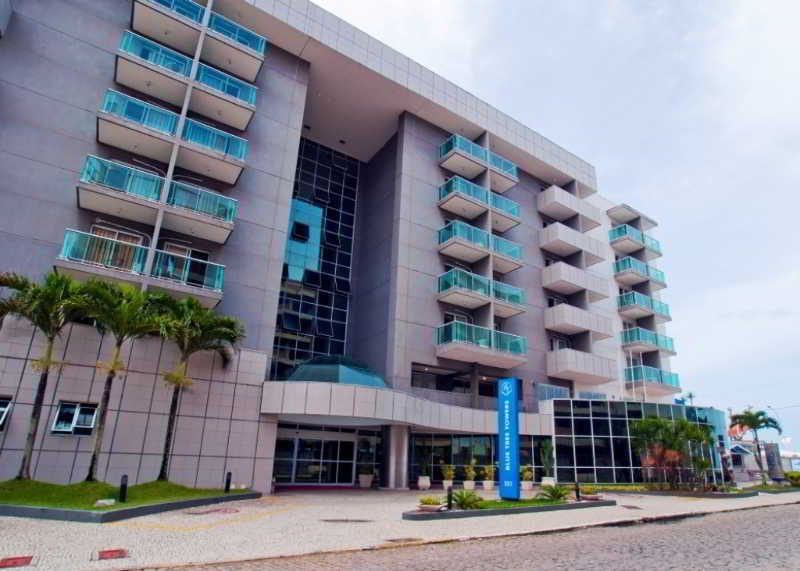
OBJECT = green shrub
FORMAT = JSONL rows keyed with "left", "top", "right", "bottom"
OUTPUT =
{"left": 786, "top": 471, "right": 800, "bottom": 487}
{"left": 464, "top": 459, "right": 477, "bottom": 481}
{"left": 419, "top": 496, "right": 442, "bottom": 506}
{"left": 536, "top": 485, "right": 570, "bottom": 501}
{"left": 520, "top": 465, "right": 534, "bottom": 481}
{"left": 441, "top": 464, "right": 455, "bottom": 480}
{"left": 452, "top": 489, "right": 483, "bottom": 510}
{"left": 482, "top": 465, "right": 495, "bottom": 480}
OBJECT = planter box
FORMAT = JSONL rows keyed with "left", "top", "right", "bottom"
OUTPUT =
{"left": 595, "top": 489, "right": 758, "bottom": 499}
{"left": 482, "top": 480, "right": 495, "bottom": 491}
{"left": 417, "top": 476, "right": 431, "bottom": 490}
{"left": 521, "top": 481, "right": 534, "bottom": 491}
{"left": 463, "top": 481, "right": 475, "bottom": 490}
{"left": 403, "top": 499, "right": 617, "bottom": 520}
{"left": 358, "top": 474, "right": 374, "bottom": 488}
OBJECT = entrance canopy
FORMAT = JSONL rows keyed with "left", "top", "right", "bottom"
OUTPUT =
{"left": 285, "top": 356, "right": 386, "bottom": 388}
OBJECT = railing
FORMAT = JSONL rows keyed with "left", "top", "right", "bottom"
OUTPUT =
{"left": 435, "top": 321, "right": 527, "bottom": 355}
{"left": 438, "top": 176, "right": 488, "bottom": 204}
{"left": 196, "top": 63, "right": 258, "bottom": 105}
{"left": 491, "top": 234, "right": 523, "bottom": 260}
{"left": 150, "top": 250, "right": 225, "bottom": 291}
{"left": 208, "top": 11, "right": 268, "bottom": 55}
{"left": 437, "top": 268, "right": 490, "bottom": 298}
{"left": 80, "top": 155, "right": 162, "bottom": 202}
{"left": 617, "top": 291, "right": 671, "bottom": 318}
{"left": 609, "top": 224, "right": 662, "bottom": 254}
{"left": 438, "top": 134, "right": 488, "bottom": 164}
{"left": 120, "top": 31, "right": 192, "bottom": 77}
{"left": 621, "top": 327, "right": 675, "bottom": 352}
{"left": 150, "top": 0, "right": 204, "bottom": 22}
{"left": 101, "top": 90, "right": 179, "bottom": 135}
{"left": 490, "top": 192, "right": 520, "bottom": 218}
{"left": 167, "top": 181, "right": 238, "bottom": 222}
{"left": 437, "top": 220, "right": 489, "bottom": 249}
{"left": 181, "top": 118, "right": 249, "bottom": 161}
{"left": 488, "top": 150, "right": 518, "bottom": 178}
{"left": 59, "top": 229, "right": 148, "bottom": 274}
{"left": 614, "top": 256, "right": 666, "bottom": 283}
{"left": 625, "top": 366, "right": 680, "bottom": 388}
{"left": 492, "top": 280, "right": 526, "bottom": 305}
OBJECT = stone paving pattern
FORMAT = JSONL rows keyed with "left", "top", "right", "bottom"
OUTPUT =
{"left": 1, "top": 489, "right": 798, "bottom": 570}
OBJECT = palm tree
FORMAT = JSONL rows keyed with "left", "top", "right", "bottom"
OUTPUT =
{"left": 683, "top": 391, "right": 696, "bottom": 406}
{"left": 79, "top": 280, "right": 167, "bottom": 482}
{"left": 730, "top": 409, "right": 782, "bottom": 484}
{"left": 156, "top": 297, "right": 245, "bottom": 481}
{"left": 0, "top": 272, "right": 85, "bottom": 480}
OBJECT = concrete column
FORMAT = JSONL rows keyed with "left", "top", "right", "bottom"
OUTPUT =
{"left": 387, "top": 425, "right": 409, "bottom": 488}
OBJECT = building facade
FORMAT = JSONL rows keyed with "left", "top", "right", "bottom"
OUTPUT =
{"left": 0, "top": 0, "right": 725, "bottom": 490}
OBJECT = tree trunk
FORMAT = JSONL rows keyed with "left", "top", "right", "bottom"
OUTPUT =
{"left": 17, "top": 340, "right": 54, "bottom": 480}
{"left": 85, "top": 344, "right": 121, "bottom": 482}
{"left": 158, "top": 383, "right": 182, "bottom": 481}
{"left": 753, "top": 430, "right": 766, "bottom": 484}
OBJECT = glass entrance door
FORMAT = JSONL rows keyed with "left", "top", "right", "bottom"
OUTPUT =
{"left": 274, "top": 432, "right": 356, "bottom": 485}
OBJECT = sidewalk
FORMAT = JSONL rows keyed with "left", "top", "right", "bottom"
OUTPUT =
{"left": 1, "top": 489, "right": 799, "bottom": 570}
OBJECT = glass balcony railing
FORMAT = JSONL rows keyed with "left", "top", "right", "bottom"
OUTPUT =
{"left": 491, "top": 234, "right": 523, "bottom": 260}
{"left": 609, "top": 224, "right": 662, "bottom": 254}
{"left": 617, "top": 291, "right": 671, "bottom": 318}
{"left": 181, "top": 118, "right": 248, "bottom": 160}
{"left": 437, "top": 268, "right": 491, "bottom": 298}
{"left": 438, "top": 134, "right": 488, "bottom": 164}
{"left": 59, "top": 229, "right": 148, "bottom": 274}
{"left": 435, "top": 321, "right": 527, "bottom": 355}
{"left": 625, "top": 366, "right": 680, "bottom": 389}
{"left": 438, "top": 176, "right": 488, "bottom": 205}
{"left": 195, "top": 63, "right": 258, "bottom": 105}
{"left": 437, "top": 220, "right": 489, "bottom": 249}
{"left": 120, "top": 31, "right": 192, "bottom": 77}
{"left": 101, "top": 90, "right": 179, "bottom": 135}
{"left": 490, "top": 192, "right": 520, "bottom": 218}
{"left": 489, "top": 150, "right": 518, "bottom": 178}
{"left": 80, "top": 155, "right": 163, "bottom": 202}
{"left": 621, "top": 327, "right": 675, "bottom": 352}
{"left": 208, "top": 11, "right": 268, "bottom": 55}
{"left": 614, "top": 256, "right": 666, "bottom": 284}
{"left": 150, "top": 0, "right": 204, "bottom": 22}
{"left": 492, "top": 280, "right": 526, "bottom": 305}
{"left": 150, "top": 250, "right": 225, "bottom": 291}
{"left": 167, "top": 181, "right": 238, "bottom": 222}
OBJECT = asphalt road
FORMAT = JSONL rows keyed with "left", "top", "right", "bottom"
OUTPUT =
{"left": 166, "top": 503, "right": 800, "bottom": 570}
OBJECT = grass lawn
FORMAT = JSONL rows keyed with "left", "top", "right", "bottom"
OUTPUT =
{"left": 751, "top": 484, "right": 800, "bottom": 491}
{"left": 0, "top": 479, "right": 250, "bottom": 511}
{"left": 478, "top": 498, "right": 565, "bottom": 510}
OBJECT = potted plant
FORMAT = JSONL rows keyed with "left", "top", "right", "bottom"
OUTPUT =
{"left": 463, "top": 459, "right": 477, "bottom": 490}
{"left": 418, "top": 464, "right": 431, "bottom": 490}
{"left": 358, "top": 464, "right": 374, "bottom": 488}
{"left": 417, "top": 495, "right": 443, "bottom": 512}
{"left": 541, "top": 439, "right": 556, "bottom": 487}
{"left": 482, "top": 464, "right": 495, "bottom": 491}
{"left": 521, "top": 465, "right": 534, "bottom": 491}
{"left": 442, "top": 464, "right": 455, "bottom": 490}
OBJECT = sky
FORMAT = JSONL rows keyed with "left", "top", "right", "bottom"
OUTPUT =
{"left": 314, "top": 0, "right": 800, "bottom": 450}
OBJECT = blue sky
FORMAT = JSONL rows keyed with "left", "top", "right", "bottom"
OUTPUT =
{"left": 315, "top": 0, "right": 799, "bottom": 450}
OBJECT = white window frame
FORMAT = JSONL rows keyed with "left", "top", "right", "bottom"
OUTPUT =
{"left": 444, "top": 311, "right": 473, "bottom": 324}
{"left": 90, "top": 224, "right": 143, "bottom": 245}
{"left": 0, "top": 397, "right": 11, "bottom": 430}
{"left": 51, "top": 402, "right": 98, "bottom": 435}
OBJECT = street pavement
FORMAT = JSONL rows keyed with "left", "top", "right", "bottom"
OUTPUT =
{"left": 163, "top": 503, "right": 800, "bottom": 570}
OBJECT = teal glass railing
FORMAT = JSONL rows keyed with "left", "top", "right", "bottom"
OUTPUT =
{"left": 621, "top": 327, "right": 675, "bottom": 352}
{"left": 438, "top": 134, "right": 488, "bottom": 164}
{"left": 167, "top": 181, "right": 238, "bottom": 222}
{"left": 490, "top": 192, "right": 520, "bottom": 218}
{"left": 181, "top": 118, "right": 248, "bottom": 160}
{"left": 661, "top": 371, "right": 680, "bottom": 388}
{"left": 59, "top": 229, "right": 148, "bottom": 274}
{"left": 437, "top": 268, "right": 491, "bottom": 298}
{"left": 196, "top": 63, "right": 257, "bottom": 105}
{"left": 651, "top": 298, "right": 670, "bottom": 317}
{"left": 120, "top": 31, "right": 192, "bottom": 77}
{"left": 437, "top": 220, "right": 489, "bottom": 249}
{"left": 435, "top": 322, "right": 526, "bottom": 355}
{"left": 101, "top": 90, "right": 179, "bottom": 135}
{"left": 609, "top": 224, "right": 662, "bottom": 254}
{"left": 491, "top": 234, "right": 523, "bottom": 260}
{"left": 438, "top": 176, "right": 488, "bottom": 205}
{"left": 150, "top": 0, "right": 204, "bottom": 22}
{"left": 208, "top": 11, "right": 268, "bottom": 55}
{"left": 492, "top": 280, "right": 526, "bottom": 305}
{"left": 617, "top": 291, "right": 671, "bottom": 318}
{"left": 625, "top": 366, "right": 680, "bottom": 388}
{"left": 150, "top": 250, "right": 225, "bottom": 291}
{"left": 80, "top": 155, "right": 163, "bottom": 202}
{"left": 614, "top": 256, "right": 666, "bottom": 284}
{"left": 488, "top": 151, "right": 518, "bottom": 178}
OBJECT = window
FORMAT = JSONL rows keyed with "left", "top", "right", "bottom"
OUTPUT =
{"left": 292, "top": 222, "right": 310, "bottom": 242}
{"left": 444, "top": 311, "right": 473, "bottom": 324}
{"left": 52, "top": 402, "right": 97, "bottom": 435}
{"left": 548, "top": 335, "right": 571, "bottom": 351}
{"left": 546, "top": 294, "right": 567, "bottom": 308}
{"left": 0, "top": 398, "right": 11, "bottom": 430}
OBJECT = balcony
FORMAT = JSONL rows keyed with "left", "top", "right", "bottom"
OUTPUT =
{"left": 544, "top": 303, "right": 613, "bottom": 340}
{"left": 609, "top": 224, "right": 662, "bottom": 260}
{"left": 435, "top": 322, "right": 527, "bottom": 369}
{"left": 204, "top": 11, "right": 267, "bottom": 82}
{"left": 613, "top": 256, "right": 666, "bottom": 289}
{"left": 178, "top": 118, "right": 247, "bottom": 183}
{"left": 492, "top": 280, "right": 526, "bottom": 318}
{"left": 131, "top": 0, "right": 204, "bottom": 59}
{"left": 191, "top": 63, "right": 257, "bottom": 130}
{"left": 149, "top": 249, "right": 224, "bottom": 306}
{"left": 436, "top": 177, "right": 520, "bottom": 232}
{"left": 437, "top": 220, "right": 489, "bottom": 264}
{"left": 625, "top": 366, "right": 681, "bottom": 394}
{"left": 537, "top": 185, "right": 602, "bottom": 231}
{"left": 546, "top": 348, "right": 616, "bottom": 385}
{"left": 621, "top": 327, "right": 675, "bottom": 354}
{"left": 487, "top": 150, "right": 519, "bottom": 193}
{"left": 97, "top": 90, "right": 178, "bottom": 163}
{"left": 438, "top": 134, "right": 488, "bottom": 180}
{"left": 116, "top": 31, "right": 192, "bottom": 108}
{"left": 55, "top": 229, "right": 148, "bottom": 287}
{"left": 436, "top": 268, "right": 491, "bottom": 310}
{"left": 491, "top": 235, "right": 523, "bottom": 274}
{"left": 489, "top": 192, "right": 521, "bottom": 232}
{"left": 617, "top": 291, "right": 671, "bottom": 321}
{"left": 607, "top": 203, "right": 657, "bottom": 232}
{"left": 542, "top": 262, "right": 610, "bottom": 302}
{"left": 539, "top": 222, "right": 606, "bottom": 266}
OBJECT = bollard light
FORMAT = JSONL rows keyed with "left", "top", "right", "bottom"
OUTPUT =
{"left": 225, "top": 471, "right": 232, "bottom": 493}
{"left": 119, "top": 474, "right": 128, "bottom": 503}
{"left": 447, "top": 485, "right": 453, "bottom": 510}
{"left": 574, "top": 481, "right": 581, "bottom": 501}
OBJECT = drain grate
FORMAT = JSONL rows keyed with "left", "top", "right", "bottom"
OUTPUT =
{"left": 320, "top": 519, "right": 373, "bottom": 523}
{"left": 384, "top": 538, "right": 423, "bottom": 543}
{"left": 620, "top": 505, "right": 643, "bottom": 510}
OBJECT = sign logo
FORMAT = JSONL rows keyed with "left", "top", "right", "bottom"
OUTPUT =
{"left": 501, "top": 381, "right": 513, "bottom": 397}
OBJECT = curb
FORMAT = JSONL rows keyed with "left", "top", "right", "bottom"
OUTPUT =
{"left": 117, "top": 498, "right": 800, "bottom": 570}
{"left": 402, "top": 500, "right": 616, "bottom": 520}
{"left": 594, "top": 490, "right": 759, "bottom": 499}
